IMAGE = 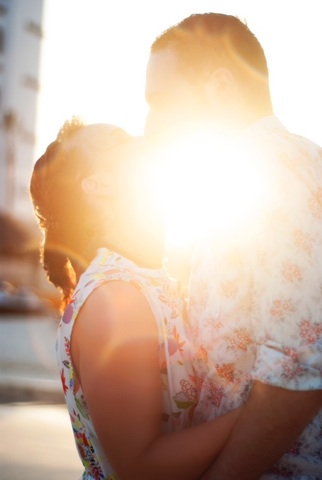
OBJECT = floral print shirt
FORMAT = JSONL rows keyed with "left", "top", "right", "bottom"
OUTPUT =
{"left": 56, "top": 248, "right": 197, "bottom": 480}
{"left": 188, "top": 116, "right": 322, "bottom": 479}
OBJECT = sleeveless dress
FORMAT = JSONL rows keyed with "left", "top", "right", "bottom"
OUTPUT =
{"left": 56, "top": 248, "right": 198, "bottom": 480}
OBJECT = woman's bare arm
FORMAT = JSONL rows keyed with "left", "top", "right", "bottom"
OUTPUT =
{"left": 72, "top": 281, "right": 240, "bottom": 480}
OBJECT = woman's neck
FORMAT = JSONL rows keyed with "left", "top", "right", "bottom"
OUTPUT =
{"left": 114, "top": 245, "right": 164, "bottom": 269}
{"left": 100, "top": 235, "right": 164, "bottom": 269}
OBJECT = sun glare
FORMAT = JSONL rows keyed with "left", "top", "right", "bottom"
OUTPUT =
{"left": 150, "top": 130, "right": 272, "bottom": 250}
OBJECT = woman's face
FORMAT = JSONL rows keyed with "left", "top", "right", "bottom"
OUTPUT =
{"left": 82, "top": 136, "right": 165, "bottom": 247}
{"left": 116, "top": 138, "right": 166, "bottom": 244}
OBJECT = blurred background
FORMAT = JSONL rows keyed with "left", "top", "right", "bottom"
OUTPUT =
{"left": 0, "top": 0, "right": 321, "bottom": 478}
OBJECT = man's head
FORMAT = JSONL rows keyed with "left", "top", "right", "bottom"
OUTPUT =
{"left": 145, "top": 13, "right": 273, "bottom": 143}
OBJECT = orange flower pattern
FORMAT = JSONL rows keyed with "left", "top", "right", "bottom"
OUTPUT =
{"left": 189, "top": 117, "right": 322, "bottom": 477}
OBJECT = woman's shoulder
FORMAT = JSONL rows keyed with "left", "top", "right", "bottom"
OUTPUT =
{"left": 76, "top": 280, "right": 158, "bottom": 343}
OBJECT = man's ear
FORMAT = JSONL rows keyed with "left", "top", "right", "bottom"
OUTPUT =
{"left": 204, "top": 67, "right": 237, "bottom": 105}
{"left": 81, "top": 174, "right": 112, "bottom": 197}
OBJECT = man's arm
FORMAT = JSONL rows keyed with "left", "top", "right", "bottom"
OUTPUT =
{"left": 202, "top": 380, "right": 322, "bottom": 480}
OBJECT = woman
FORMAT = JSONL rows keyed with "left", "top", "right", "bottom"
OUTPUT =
{"left": 30, "top": 117, "right": 240, "bottom": 480}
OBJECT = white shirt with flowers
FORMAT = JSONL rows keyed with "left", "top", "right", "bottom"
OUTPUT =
{"left": 188, "top": 116, "right": 322, "bottom": 479}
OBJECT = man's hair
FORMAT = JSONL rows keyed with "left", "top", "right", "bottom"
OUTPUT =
{"left": 151, "top": 13, "right": 269, "bottom": 92}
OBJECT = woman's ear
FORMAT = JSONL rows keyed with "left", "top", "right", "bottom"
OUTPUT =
{"left": 81, "top": 174, "right": 113, "bottom": 197}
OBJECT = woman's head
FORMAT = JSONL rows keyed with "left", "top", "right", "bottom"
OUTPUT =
{"left": 30, "top": 117, "right": 156, "bottom": 308}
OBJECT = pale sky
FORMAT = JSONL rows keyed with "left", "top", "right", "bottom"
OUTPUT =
{"left": 36, "top": 0, "right": 322, "bottom": 158}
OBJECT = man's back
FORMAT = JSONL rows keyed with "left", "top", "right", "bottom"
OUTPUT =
{"left": 188, "top": 115, "right": 322, "bottom": 478}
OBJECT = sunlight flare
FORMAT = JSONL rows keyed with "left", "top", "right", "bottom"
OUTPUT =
{"left": 149, "top": 130, "right": 273, "bottom": 249}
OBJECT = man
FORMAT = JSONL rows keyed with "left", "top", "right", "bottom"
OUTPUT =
{"left": 144, "top": 13, "right": 322, "bottom": 479}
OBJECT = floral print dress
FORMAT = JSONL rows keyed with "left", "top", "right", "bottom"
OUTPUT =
{"left": 56, "top": 248, "right": 198, "bottom": 480}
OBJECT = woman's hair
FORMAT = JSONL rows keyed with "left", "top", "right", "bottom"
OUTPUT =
{"left": 30, "top": 117, "right": 132, "bottom": 309}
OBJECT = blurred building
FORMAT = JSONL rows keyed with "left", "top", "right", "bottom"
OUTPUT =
{"left": 0, "top": 1, "right": 58, "bottom": 307}
{"left": 0, "top": 0, "right": 44, "bottom": 218}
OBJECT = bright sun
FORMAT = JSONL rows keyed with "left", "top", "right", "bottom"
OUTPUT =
{"left": 38, "top": 1, "right": 322, "bottom": 284}
{"left": 150, "top": 130, "right": 272, "bottom": 253}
